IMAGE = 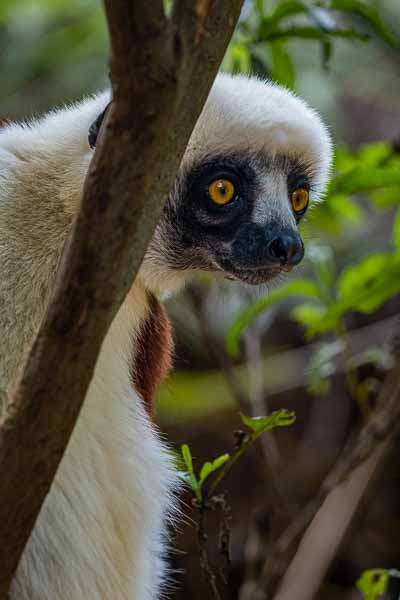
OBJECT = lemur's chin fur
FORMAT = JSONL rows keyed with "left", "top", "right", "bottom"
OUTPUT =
{"left": 0, "top": 74, "right": 332, "bottom": 599}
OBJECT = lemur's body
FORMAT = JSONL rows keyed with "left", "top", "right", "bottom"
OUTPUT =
{"left": 0, "top": 75, "right": 332, "bottom": 599}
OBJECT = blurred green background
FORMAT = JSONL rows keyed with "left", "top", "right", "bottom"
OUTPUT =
{"left": 2, "top": 1, "right": 400, "bottom": 598}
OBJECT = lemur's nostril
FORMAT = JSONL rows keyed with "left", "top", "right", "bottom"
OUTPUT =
{"left": 268, "top": 237, "right": 288, "bottom": 264}
{"left": 267, "top": 233, "right": 304, "bottom": 266}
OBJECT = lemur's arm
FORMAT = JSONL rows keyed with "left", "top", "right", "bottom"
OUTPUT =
{"left": 0, "top": 94, "right": 110, "bottom": 390}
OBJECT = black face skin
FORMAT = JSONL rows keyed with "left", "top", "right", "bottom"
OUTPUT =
{"left": 161, "top": 152, "right": 310, "bottom": 285}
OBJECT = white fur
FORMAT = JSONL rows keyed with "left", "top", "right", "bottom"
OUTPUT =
{"left": 189, "top": 74, "right": 332, "bottom": 203}
{"left": 8, "top": 285, "right": 178, "bottom": 600}
{"left": 0, "top": 74, "right": 332, "bottom": 599}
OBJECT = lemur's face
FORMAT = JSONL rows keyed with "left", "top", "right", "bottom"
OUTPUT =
{"left": 141, "top": 75, "right": 332, "bottom": 289}
{"left": 88, "top": 76, "right": 331, "bottom": 290}
{"left": 156, "top": 152, "right": 309, "bottom": 285}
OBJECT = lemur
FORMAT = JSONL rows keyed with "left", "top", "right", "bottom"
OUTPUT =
{"left": 0, "top": 74, "right": 332, "bottom": 599}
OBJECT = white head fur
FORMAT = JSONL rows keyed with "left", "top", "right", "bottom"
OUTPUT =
{"left": 188, "top": 74, "right": 332, "bottom": 197}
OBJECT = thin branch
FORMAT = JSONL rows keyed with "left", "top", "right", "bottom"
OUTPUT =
{"left": 273, "top": 438, "right": 391, "bottom": 600}
{"left": 244, "top": 329, "right": 283, "bottom": 479}
{"left": 255, "top": 359, "right": 400, "bottom": 599}
{"left": 187, "top": 282, "right": 289, "bottom": 512}
{"left": 186, "top": 282, "right": 252, "bottom": 413}
{"left": 0, "top": 0, "right": 244, "bottom": 595}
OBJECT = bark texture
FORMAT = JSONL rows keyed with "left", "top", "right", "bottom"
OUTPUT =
{"left": 0, "top": 0, "right": 244, "bottom": 595}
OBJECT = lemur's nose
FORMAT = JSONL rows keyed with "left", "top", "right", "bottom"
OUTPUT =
{"left": 267, "top": 232, "right": 304, "bottom": 266}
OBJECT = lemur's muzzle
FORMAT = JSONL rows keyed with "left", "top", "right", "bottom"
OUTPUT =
{"left": 230, "top": 222, "right": 304, "bottom": 270}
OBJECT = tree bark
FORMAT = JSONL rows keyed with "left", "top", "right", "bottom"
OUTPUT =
{"left": 0, "top": 0, "right": 244, "bottom": 596}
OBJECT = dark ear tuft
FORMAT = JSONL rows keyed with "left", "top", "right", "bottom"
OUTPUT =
{"left": 88, "top": 103, "right": 110, "bottom": 149}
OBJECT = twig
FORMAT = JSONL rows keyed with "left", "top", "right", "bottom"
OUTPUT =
{"left": 243, "top": 328, "right": 285, "bottom": 488}
{"left": 273, "top": 438, "right": 391, "bottom": 600}
{"left": 197, "top": 506, "right": 224, "bottom": 600}
{"left": 187, "top": 282, "right": 293, "bottom": 597}
{"left": 186, "top": 282, "right": 252, "bottom": 413}
{"left": 187, "top": 282, "right": 289, "bottom": 505}
{"left": 256, "top": 358, "right": 400, "bottom": 599}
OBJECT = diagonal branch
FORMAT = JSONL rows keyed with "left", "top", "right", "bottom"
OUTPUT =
{"left": 255, "top": 360, "right": 400, "bottom": 600}
{"left": 0, "top": 0, "right": 244, "bottom": 596}
{"left": 273, "top": 437, "right": 391, "bottom": 600}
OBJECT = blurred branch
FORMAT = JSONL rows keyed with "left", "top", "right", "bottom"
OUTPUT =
{"left": 244, "top": 330, "right": 283, "bottom": 472}
{"left": 187, "top": 282, "right": 252, "bottom": 413}
{"left": 0, "top": 0, "right": 244, "bottom": 596}
{"left": 255, "top": 353, "right": 400, "bottom": 599}
{"left": 187, "top": 282, "right": 296, "bottom": 599}
{"left": 187, "top": 282, "right": 288, "bottom": 507}
{"left": 273, "top": 438, "right": 391, "bottom": 600}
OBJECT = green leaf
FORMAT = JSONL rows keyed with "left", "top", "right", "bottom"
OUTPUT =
{"left": 240, "top": 409, "right": 296, "bottom": 436}
{"left": 291, "top": 304, "right": 330, "bottom": 336}
{"left": 330, "top": 0, "right": 400, "bottom": 48}
{"left": 306, "top": 201, "right": 347, "bottom": 235}
{"left": 358, "top": 142, "right": 393, "bottom": 167}
{"left": 301, "top": 254, "right": 400, "bottom": 337}
{"left": 329, "top": 167, "right": 400, "bottom": 195}
{"left": 394, "top": 209, "right": 400, "bottom": 250}
{"left": 255, "top": 0, "right": 265, "bottom": 17}
{"left": 270, "top": 41, "right": 296, "bottom": 89}
{"left": 231, "top": 43, "right": 251, "bottom": 73}
{"left": 259, "top": 1, "right": 308, "bottom": 38}
{"left": 329, "top": 194, "right": 364, "bottom": 224}
{"left": 350, "top": 269, "right": 400, "bottom": 314}
{"left": 338, "top": 253, "right": 390, "bottom": 302}
{"left": 181, "top": 443, "right": 194, "bottom": 473}
{"left": 333, "top": 147, "right": 359, "bottom": 173}
{"left": 226, "top": 279, "right": 324, "bottom": 357}
{"left": 336, "top": 253, "right": 400, "bottom": 315}
{"left": 264, "top": 25, "right": 368, "bottom": 42}
{"left": 356, "top": 568, "right": 389, "bottom": 600}
{"left": 180, "top": 444, "right": 202, "bottom": 502}
{"left": 370, "top": 187, "right": 400, "bottom": 209}
{"left": 199, "top": 454, "right": 230, "bottom": 486}
{"left": 307, "top": 244, "right": 336, "bottom": 297}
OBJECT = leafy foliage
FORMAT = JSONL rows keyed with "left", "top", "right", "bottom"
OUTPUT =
{"left": 356, "top": 568, "right": 391, "bottom": 600}
{"left": 226, "top": 278, "right": 323, "bottom": 356}
{"left": 240, "top": 409, "right": 296, "bottom": 434}
{"left": 224, "top": 0, "right": 399, "bottom": 88}
{"left": 179, "top": 409, "right": 295, "bottom": 504}
{"left": 227, "top": 142, "right": 400, "bottom": 358}
{"left": 225, "top": 137, "right": 400, "bottom": 402}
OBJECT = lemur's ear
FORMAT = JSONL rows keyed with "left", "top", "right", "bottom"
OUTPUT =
{"left": 88, "top": 103, "right": 110, "bottom": 149}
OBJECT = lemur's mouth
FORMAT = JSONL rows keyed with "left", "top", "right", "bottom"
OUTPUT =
{"left": 227, "top": 267, "right": 282, "bottom": 285}
{"left": 216, "top": 259, "right": 293, "bottom": 285}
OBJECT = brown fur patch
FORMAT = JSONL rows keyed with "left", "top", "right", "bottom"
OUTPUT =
{"left": 132, "top": 294, "right": 174, "bottom": 417}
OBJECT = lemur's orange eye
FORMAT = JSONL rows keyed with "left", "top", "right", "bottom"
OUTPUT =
{"left": 208, "top": 179, "right": 235, "bottom": 205}
{"left": 291, "top": 188, "right": 309, "bottom": 213}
